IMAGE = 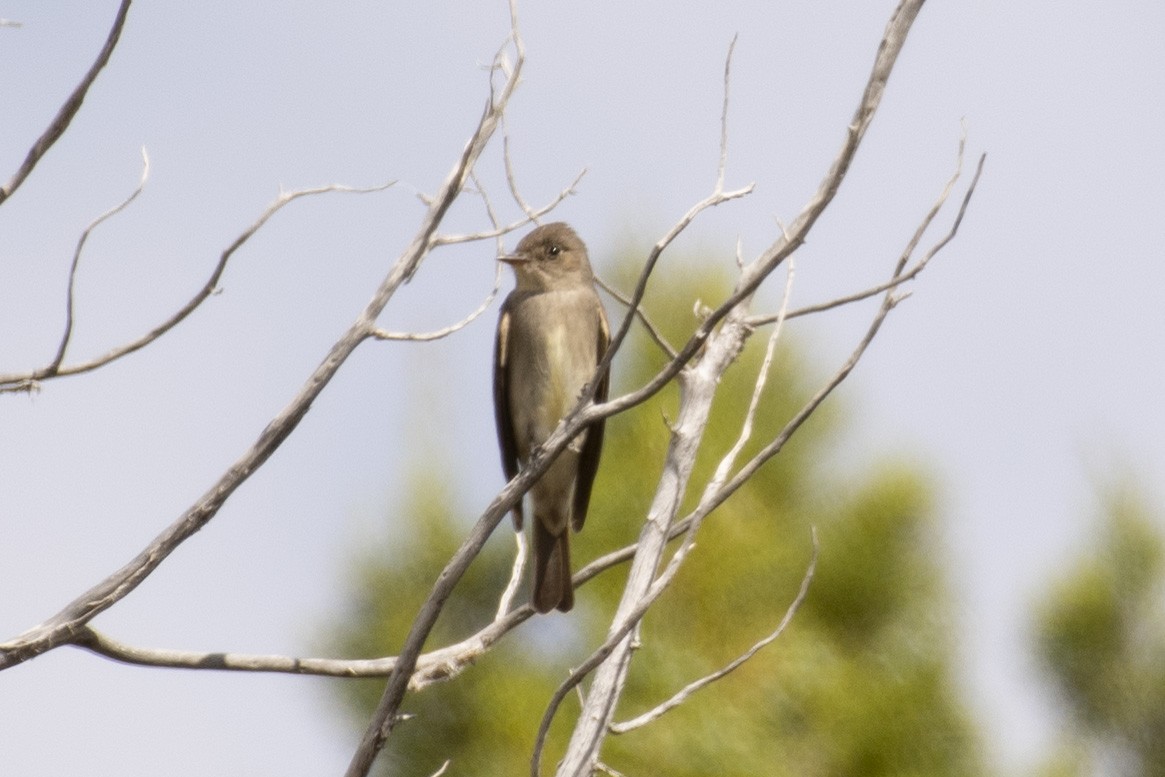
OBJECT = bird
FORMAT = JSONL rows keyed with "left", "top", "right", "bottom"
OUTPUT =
{"left": 493, "top": 222, "right": 610, "bottom": 613}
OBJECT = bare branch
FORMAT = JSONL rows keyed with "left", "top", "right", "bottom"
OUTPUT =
{"left": 595, "top": 762, "right": 629, "bottom": 777}
{"left": 58, "top": 513, "right": 652, "bottom": 686}
{"left": 695, "top": 154, "right": 985, "bottom": 534}
{"left": 3, "top": 4, "right": 522, "bottom": 670}
{"left": 548, "top": 6, "right": 931, "bottom": 774}
{"left": 763, "top": 268, "right": 913, "bottom": 323}
{"left": 428, "top": 168, "right": 585, "bottom": 247}
{"left": 342, "top": 5, "right": 531, "bottom": 772}
{"left": 71, "top": 627, "right": 399, "bottom": 676}
{"left": 716, "top": 35, "right": 738, "bottom": 191}
{"left": 49, "top": 148, "right": 150, "bottom": 373}
{"left": 708, "top": 256, "right": 795, "bottom": 489}
{"left": 0, "top": 182, "right": 394, "bottom": 394}
{"left": 496, "top": 530, "right": 528, "bottom": 620}
{"left": 578, "top": 1, "right": 927, "bottom": 444}
{"left": 468, "top": 170, "right": 503, "bottom": 231}
{"left": 593, "top": 275, "right": 678, "bottom": 360}
{"left": 0, "top": 0, "right": 132, "bottom": 206}
{"left": 611, "top": 528, "right": 816, "bottom": 734}
{"left": 749, "top": 135, "right": 982, "bottom": 328}
{"left": 534, "top": 405, "right": 748, "bottom": 776}
{"left": 553, "top": 258, "right": 796, "bottom": 754}
{"left": 61, "top": 501, "right": 708, "bottom": 687}
{"left": 63, "top": 516, "right": 665, "bottom": 687}
{"left": 4, "top": 6, "right": 978, "bottom": 777}
{"left": 371, "top": 264, "right": 503, "bottom": 343}
{"left": 502, "top": 119, "right": 539, "bottom": 221}
{"left": 69, "top": 588, "right": 536, "bottom": 686}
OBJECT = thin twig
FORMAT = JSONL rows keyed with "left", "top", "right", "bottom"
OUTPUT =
{"left": 49, "top": 148, "right": 150, "bottom": 372}
{"left": 0, "top": 182, "right": 394, "bottom": 394}
{"left": 594, "top": 762, "right": 629, "bottom": 777}
{"left": 0, "top": 0, "right": 132, "bottom": 205}
{"left": 593, "top": 276, "right": 677, "bottom": 360}
{"left": 502, "top": 120, "right": 539, "bottom": 222}
{"left": 610, "top": 527, "right": 817, "bottom": 733}
{"left": 750, "top": 133, "right": 979, "bottom": 328}
{"left": 698, "top": 153, "right": 985, "bottom": 532}
{"left": 710, "top": 256, "right": 795, "bottom": 487}
{"left": 371, "top": 264, "right": 503, "bottom": 343}
{"left": 716, "top": 35, "right": 738, "bottom": 191}
{"left": 466, "top": 169, "right": 511, "bottom": 263}
{"left": 430, "top": 169, "right": 585, "bottom": 247}
{"left": 496, "top": 530, "right": 527, "bottom": 620}
{"left": 70, "top": 591, "right": 538, "bottom": 689}
{"left": 759, "top": 269, "right": 912, "bottom": 324}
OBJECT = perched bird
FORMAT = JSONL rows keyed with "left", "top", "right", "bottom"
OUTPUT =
{"left": 493, "top": 222, "right": 610, "bottom": 613}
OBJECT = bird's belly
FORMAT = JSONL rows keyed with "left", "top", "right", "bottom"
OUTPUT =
{"left": 512, "top": 330, "right": 592, "bottom": 451}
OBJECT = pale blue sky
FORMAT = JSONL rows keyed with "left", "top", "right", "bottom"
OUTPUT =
{"left": 2, "top": 1, "right": 1163, "bottom": 774}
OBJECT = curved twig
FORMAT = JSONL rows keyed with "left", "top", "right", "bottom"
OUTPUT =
{"left": 49, "top": 148, "right": 150, "bottom": 372}
{"left": 749, "top": 133, "right": 980, "bottom": 328}
{"left": 0, "top": 182, "right": 394, "bottom": 394}
{"left": 372, "top": 262, "right": 503, "bottom": 343}
{"left": 609, "top": 528, "right": 817, "bottom": 734}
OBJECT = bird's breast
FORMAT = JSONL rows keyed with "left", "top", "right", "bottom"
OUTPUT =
{"left": 508, "top": 290, "right": 600, "bottom": 449}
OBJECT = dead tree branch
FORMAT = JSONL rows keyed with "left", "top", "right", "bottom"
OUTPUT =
{"left": 0, "top": 0, "right": 132, "bottom": 206}
{"left": 0, "top": 181, "right": 393, "bottom": 395}
{"left": 49, "top": 147, "right": 150, "bottom": 373}
{"left": 609, "top": 528, "right": 817, "bottom": 734}
{"left": 0, "top": 1, "right": 524, "bottom": 673}
{"left": 549, "top": 3, "right": 934, "bottom": 774}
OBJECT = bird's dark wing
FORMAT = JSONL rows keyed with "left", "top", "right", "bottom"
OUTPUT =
{"left": 493, "top": 305, "right": 524, "bottom": 530}
{"left": 572, "top": 307, "right": 610, "bottom": 532}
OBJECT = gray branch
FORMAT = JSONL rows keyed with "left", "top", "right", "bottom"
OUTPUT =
{"left": 0, "top": 0, "right": 132, "bottom": 206}
{"left": 549, "top": 2, "right": 934, "bottom": 774}
{"left": 0, "top": 10, "right": 520, "bottom": 673}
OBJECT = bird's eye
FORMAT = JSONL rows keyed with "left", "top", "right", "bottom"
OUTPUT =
{"left": 547, "top": 244, "right": 561, "bottom": 258}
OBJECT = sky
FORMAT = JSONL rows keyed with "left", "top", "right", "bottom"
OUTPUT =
{"left": 2, "top": 1, "right": 1164, "bottom": 774}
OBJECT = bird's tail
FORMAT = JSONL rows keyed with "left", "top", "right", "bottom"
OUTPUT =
{"left": 532, "top": 519, "right": 573, "bottom": 613}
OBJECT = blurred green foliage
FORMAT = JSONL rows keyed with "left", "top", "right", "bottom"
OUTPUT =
{"left": 322, "top": 261, "right": 984, "bottom": 776}
{"left": 1033, "top": 484, "right": 1165, "bottom": 777}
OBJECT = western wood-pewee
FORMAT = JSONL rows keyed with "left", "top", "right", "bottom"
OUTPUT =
{"left": 493, "top": 222, "right": 610, "bottom": 613}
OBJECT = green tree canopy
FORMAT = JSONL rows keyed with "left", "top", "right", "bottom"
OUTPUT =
{"left": 1033, "top": 483, "right": 1165, "bottom": 777}
{"left": 324, "top": 260, "right": 984, "bottom": 776}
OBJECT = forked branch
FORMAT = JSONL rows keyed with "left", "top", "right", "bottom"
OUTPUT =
{"left": 0, "top": 181, "right": 393, "bottom": 394}
{"left": 1, "top": 0, "right": 524, "bottom": 675}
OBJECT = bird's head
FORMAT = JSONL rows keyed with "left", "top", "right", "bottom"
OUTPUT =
{"left": 499, "top": 222, "right": 593, "bottom": 292}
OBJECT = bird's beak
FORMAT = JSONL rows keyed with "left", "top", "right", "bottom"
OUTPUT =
{"left": 498, "top": 252, "right": 529, "bottom": 265}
